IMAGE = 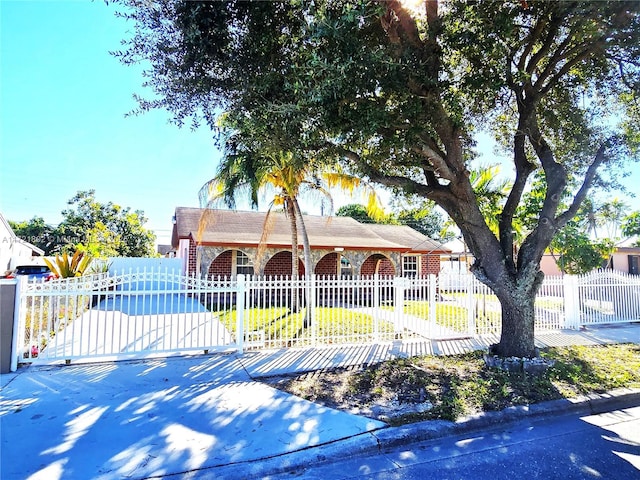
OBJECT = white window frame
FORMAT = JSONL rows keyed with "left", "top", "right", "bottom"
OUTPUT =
{"left": 235, "top": 250, "right": 254, "bottom": 276}
{"left": 339, "top": 255, "right": 354, "bottom": 277}
{"left": 403, "top": 255, "right": 419, "bottom": 278}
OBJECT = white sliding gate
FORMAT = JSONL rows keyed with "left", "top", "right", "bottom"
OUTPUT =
{"left": 13, "top": 270, "right": 237, "bottom": 367}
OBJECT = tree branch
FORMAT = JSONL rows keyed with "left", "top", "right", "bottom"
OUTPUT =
{"left": 556, "top": 142, "right": 610, "bottom": 228}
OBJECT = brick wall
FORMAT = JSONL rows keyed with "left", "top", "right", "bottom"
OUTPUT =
{"left": 315, "top": 253, "right": 338, "bottom": 275}
{"left": 377, "top": 258, "right": 395, "bottom": 276}
{"left": 187, "top": 237, "right": 197, "bottom": 276}
{"left": 207, "top": 250, "right": 233, "bottom": 278}
{"left": 263, "top": 251, "right": 306, "bottom": 277}
{"left": 361, "top": 255, "right": 395, "bottom": 276}
{"left": 422, "top": 254, "right": 441, "bottom": 276}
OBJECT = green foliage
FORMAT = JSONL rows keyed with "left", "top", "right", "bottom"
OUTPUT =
{"left": 338, "top": 199, "right": 454, "bottom": 242}
{"left": 44, "top": 251, "right": 93, "bottom": 278}
{"left": 520, "top": 172, "right": 617, "bottom": 274}
{"left": 10, "top": 191, "right": 157, "bottom": 258}
{"left": 89, "top": 259, "right": 112, "bottom": 274}
{"left": 392, "top": 198, "right": 455, "bottom": 242}
{"left": 57, "top": 190, "right": 156, "bottom": 257}
{"left": 8, "top": 217, "right": 57, "bottom": 255}
{"left": 622, "top": 211, "right": 640, "bottom": 241}
{"left": 336, "top": 204, "right": 376, "bottom": 224}
{"left": 550, "top": 224, "right": 614, "bottom": 275}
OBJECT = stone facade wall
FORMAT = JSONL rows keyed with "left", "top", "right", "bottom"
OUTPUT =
{"left": 189, "top": 241, "right": 443, "bottom": 278}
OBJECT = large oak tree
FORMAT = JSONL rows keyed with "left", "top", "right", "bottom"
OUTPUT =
{"left": 114, "top": 0, "right": 639, "bottom": 357}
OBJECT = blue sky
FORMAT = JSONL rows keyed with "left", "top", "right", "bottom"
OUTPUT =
{"left": 1, "top": 1, "right": 638, "bottom": 247}
{"left": 1, "top": 0, "right": 220, "bottom": 245}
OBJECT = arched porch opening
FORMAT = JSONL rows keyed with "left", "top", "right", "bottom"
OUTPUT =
{"left": 263, "top": 250, "right": 306, "bottom": 278}
{"left": 314, "top": 252, "right": 356, "bottom": 277}
{"left": 205, "top": 249, "right": 255, "bottom": 278}
{"left": 361, "top": 253, "right": 396, "bottom": 277}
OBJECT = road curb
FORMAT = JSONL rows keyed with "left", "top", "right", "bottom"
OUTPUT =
{"left": 370, "top": 388, "right": 640, "bottom": 452}
{"left": 224, "top": 388, "right": 640, "bottom": 480}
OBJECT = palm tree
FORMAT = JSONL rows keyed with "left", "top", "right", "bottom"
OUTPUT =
{"left": 199, "top": 146, "right": 383, "bottom": 281}
{"left": 200, "top": 146, "right": 382, "bottom": 324}
{"left": 468, "top": 165, "right": 512, "bottom": 235}
{"left": 596, "top": 198, "right": 629, "bottom": 240}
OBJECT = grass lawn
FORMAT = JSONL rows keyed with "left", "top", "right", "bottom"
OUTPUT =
{"left": 215, "top": 306, "right": 396, "bottom": 346}
{"left": 264, "top": 343, "right": 640, "bottom": 425}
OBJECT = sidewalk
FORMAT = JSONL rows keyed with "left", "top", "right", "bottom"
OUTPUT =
{"left": 1, "top": 324, "right": 639, "bottom": 480}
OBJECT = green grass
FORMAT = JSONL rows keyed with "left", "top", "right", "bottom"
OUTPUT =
{"left": 398, "top": 301, "right": 501, "bottom": 332}
{"left": 297, "top": 307, "right": 396, "bottom": 342}
{"left": 214, "top": 306, "right": 395, "bottom": 345}
{"left": 270, "top": 344, "right": 640, "bottom": 425}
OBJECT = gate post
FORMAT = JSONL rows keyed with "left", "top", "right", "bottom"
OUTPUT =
{"left": 236, "top": 274, "right": 246, "bottom": 354}
{"left": 9, "top": 278, "right": 24, "bottom": 372}
{"left": 0, "top": 280, "right": 17, "bottom": 373}
{"left": 393, "top": 277, "right": 405, "bottom": 333}
{"left": 563, "top": 274, "right": 581, "bottom": 329}
{"left": 466, "top": 275, "right": 476, "bottom": 336}
{"left": 429, "top": 275, "right": 437, "bottom": 338}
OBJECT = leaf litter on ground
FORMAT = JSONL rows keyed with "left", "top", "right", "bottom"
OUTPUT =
{"left": 260, "top": 344, "right": 640, "bottom": 425}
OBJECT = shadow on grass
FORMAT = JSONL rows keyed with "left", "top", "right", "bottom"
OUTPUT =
{"left": 266, "top": 344, "right": 640, "bottom": 426}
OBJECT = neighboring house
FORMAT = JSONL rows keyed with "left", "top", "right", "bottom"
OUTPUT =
{"left": 540, "top": 237, "right": 640, "bottom": 276}
{"left": 440, "top": 238, "right": 473, "bottom": 274}
{"left": 607, "top": 238, "right": 640, "bottom": 275}
{"left": 0, "top": 213, "right": 44, "bottom": 275}
{"left": 171, "top": 207, "right": 450, "bottom": 278}
{"left": 157, "top": 244, "right": 176, "bottom": 257}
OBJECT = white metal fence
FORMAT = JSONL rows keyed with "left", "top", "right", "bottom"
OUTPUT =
{"left": 573, "top": 271, "right": 640, "bottom": 326}
{"left": 12, "top": 269, "right": 640, "bottom": 367}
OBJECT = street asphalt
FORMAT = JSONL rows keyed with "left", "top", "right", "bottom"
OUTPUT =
{"left": 1, "top": 323, "right": 639, "bottom": 480}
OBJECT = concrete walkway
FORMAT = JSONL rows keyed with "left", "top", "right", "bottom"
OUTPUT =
{"left": 1, "top": 324, "right": 639, "bottom": 480}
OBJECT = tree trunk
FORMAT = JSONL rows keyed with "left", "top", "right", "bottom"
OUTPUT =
{"left": 286, "top": 201, "right": 299, "bottom": 280}
{"left": 286, "top": 201, "right": 300, "bottom": 312}
{"left": 487, "top": 268, "right": 544, "bottom": 358}
{"left": 293, "top": 198, "right": 312, "bottom": 327}
{"left": 492, "top": 293, "right": 537, "bottom": 358}
{"left": 293, "top": 199, "right": 312, "bottom": 280}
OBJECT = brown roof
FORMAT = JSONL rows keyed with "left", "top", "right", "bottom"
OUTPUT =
{"left": 172, "top": 207, "right": 450, "bottom": 254}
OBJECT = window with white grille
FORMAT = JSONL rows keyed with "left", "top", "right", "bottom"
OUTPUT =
{"left": 340, "top": 256, "right": 354, "bottom": 277}
{"left": 403, "top": 256, "right": 418, "bottom": 277}
{"left": 236, "top": 251, "right": 254, "bottom": 276}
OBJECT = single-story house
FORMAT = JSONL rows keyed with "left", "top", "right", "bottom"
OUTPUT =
{"left": 605, "top": 238, "right": 640, "bottom": 275}
{"left": 540, "top": 237, "right": 640, "bottom": 276}
{"left": 171, "top": 207, "right": 450, "bottom": 279}
{"left": 0, "top": 212, "right": 44, "bottom": 275}
{"left": 157, "top": 244, "right": 176, "bottom": 257}
{"left": 440, "top": 238, "right": 473, "bottom": 274}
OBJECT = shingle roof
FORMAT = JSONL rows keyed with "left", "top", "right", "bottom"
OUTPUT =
{"left": 172, "top": 207, "right": 450, "bottom": 253}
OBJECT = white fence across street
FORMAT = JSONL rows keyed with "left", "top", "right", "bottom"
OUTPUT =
{"left": 11, "top": 269, "right": 640, "bottom": 367}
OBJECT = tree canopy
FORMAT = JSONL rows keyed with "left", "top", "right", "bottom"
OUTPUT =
{"left": 10, "top": 190, "right": 157, "bottom": 258}
{"left": 114, "top": 0, "right": 640, "bottom": 357}
{"left": 622, "top": 211, "right": 640, "bottom": 243}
